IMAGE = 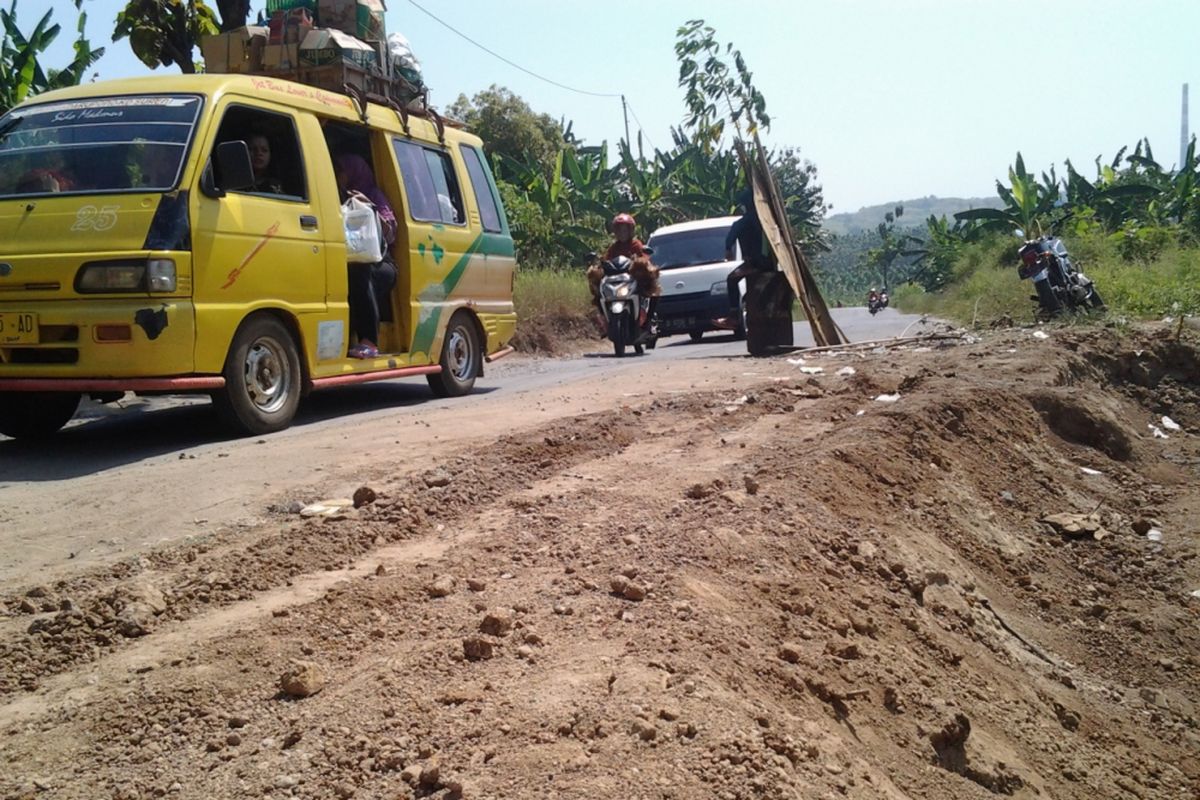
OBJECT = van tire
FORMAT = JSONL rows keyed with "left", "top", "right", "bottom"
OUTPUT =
{"left": 212, "top": 315, "right": 301, "bottom": 436}
{"left": 0, "top": 391, "right": 80, "bottom": 439}
{"left": 427, "top": 312, "right": 480, "bottom": 398}
{"left": 689, "top": 331, "right": 704, "bottom": 343}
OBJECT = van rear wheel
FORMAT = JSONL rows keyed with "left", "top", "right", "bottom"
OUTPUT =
{"left": 427, "top": 312, "right": 481, "bottom": 398}
{"left": 212, "top": 315, "right": 301, "bottom": 436}
{"left": 0, "top": 391, "right": 80, "bottom": 439}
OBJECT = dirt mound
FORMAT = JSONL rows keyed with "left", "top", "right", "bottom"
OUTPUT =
{"left": 1, "top": 326, "right": 1198, "bottom": 799}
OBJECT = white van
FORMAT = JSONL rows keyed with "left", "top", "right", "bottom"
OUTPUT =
{"left": 647, "top": 216, "right": 745, "bottom": 341}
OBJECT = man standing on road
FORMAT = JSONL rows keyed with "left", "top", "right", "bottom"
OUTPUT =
{"left": 713, "top": 187, "right": 773, "bottom": 330}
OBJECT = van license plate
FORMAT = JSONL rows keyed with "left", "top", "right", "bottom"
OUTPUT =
{"left": 0, "top": 312, "right": 38, "bottom": 345}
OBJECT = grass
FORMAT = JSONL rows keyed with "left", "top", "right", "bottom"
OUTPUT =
{"left": 511, "top": 268, "right": 595, "bottom": 353}
{"left": 893, "top": 233, "right": 1200, "bottom": 327}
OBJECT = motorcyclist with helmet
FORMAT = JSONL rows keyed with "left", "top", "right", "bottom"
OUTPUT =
{"left": 587, "top": 213, "right": 661, "bottom": 339}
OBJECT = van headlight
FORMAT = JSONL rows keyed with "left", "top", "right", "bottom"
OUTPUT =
{"left": 146, "top": 258, "right": 177, "bottom": 292}
{"left": 710, "top": 281, "right": 727, "bottom": 295}
{"left": 76, "top": 259, "right": 176, "bottom": 293}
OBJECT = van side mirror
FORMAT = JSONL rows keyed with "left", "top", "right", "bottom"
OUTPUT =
{"left": 215, "top": 140, "right": 255, "bottom": 193}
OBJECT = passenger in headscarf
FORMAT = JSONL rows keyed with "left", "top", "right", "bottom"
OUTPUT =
{"left": 335, "top": 153, "right": 398, "bottom": 359}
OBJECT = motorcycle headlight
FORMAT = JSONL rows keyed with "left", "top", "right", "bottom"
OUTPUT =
{"left": 610, "top": 301, "right": 626, "bottom": 314}
{"left": 615, "top": 283, "right": 631, "bottom": 298}
{"left": 710, "top": 281, "right": 727, "bottom": 296}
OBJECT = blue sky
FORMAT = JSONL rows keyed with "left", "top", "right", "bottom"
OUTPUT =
{"left": 34, "top": 0, "right": 1200, "bottom": 213}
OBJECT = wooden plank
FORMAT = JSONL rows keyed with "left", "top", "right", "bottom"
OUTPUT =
{"left": 736, "top": 137, "right": 847, "bottom": 348}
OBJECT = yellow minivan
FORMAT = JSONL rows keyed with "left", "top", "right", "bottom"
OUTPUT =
{"left": 0, "top": 74, "right": 517, "bottom": 438}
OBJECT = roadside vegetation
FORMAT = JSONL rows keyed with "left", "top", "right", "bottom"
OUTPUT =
{"left": 841, "top": 141, "right": 1200, "bottom": 327}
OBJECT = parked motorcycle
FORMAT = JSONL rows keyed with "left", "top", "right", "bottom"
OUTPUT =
{"left": 593, "top": 253, "right": 658, "bottom": 357}
{"left": 1016, "top": 236, "right": 1104, "bottom": 318}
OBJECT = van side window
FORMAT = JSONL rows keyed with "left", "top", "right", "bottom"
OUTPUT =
{"left": 460, "top": 145, "right": 502, "bottom": 233}
{"left": 392, "top": 139, "right": 464, "bottom": 225}
{"left": 212, "top": 105, "right": 306, "bottom": 201}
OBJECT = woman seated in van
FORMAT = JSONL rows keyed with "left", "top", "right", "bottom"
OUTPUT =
{"left": 248, "top": 133, "right": 284, "bottom": 194}
{"left": 334, "top": 153, "right": 398, "bottom": 359}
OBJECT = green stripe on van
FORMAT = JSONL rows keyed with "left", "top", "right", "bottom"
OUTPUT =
{"left": 411, "top": 232, "right": 485, "bottom": 356}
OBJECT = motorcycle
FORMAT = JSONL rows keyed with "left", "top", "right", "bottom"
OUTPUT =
{"left": 1016, "top": 236, "right": 1104, "bottom": 318}
{"left": 592, "top": 253, "right": 658, "bottom": 357}
{"left": 868, "top": 293, "right": 886, "bottom": 315}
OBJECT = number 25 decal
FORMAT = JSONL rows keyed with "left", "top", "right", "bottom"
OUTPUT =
{"left": 72, "top": 205, "right": 120, "bottom": 232}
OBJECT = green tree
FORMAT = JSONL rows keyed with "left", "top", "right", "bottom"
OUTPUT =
{"left": 447, "top": 85, "right": 565, "bottom": 179}
{"left": 902, "top": 214, "right": 979, "bottom": 291}
{"left": 113, "top": 0, "right": 219, "bottom": 74}
{"left": 1, "top": 0, "right": 105, "bottom": 115}
{"left": 862, "top": 205, "right": 915, "bottom": 291}
{"left": 771, "top": 146, "right": 828, "bottom": 252}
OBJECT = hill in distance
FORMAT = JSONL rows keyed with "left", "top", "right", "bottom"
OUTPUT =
{"left": 823, "top": 195, "right": 1004, "bottom": 236}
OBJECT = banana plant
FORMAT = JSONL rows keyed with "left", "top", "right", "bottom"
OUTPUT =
{"left": 956, "top": 152, "right": 1062, "bottom": 236}
{"left": 901, "top": 214, "right": 979, "bottom": 291}
{"left": 0, "top": 0, "right": 104, "bottom": 115}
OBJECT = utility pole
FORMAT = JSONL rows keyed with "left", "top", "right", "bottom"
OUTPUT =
{"left": 621, "top": 94, "right": 631, "bottom": 150}
{"left": 1182, "top": 83, "right": 1190, "bottom": 171}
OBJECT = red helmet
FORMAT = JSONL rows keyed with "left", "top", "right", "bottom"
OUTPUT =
{"left": 612, "top": 213, "right": 635, "bottom": 229}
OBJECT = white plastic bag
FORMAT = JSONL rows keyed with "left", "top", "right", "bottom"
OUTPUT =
{"left": 343, "top": 196, "right": 382, "bottom": 264}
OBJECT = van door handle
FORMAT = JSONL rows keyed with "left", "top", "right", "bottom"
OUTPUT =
{"left": 299, "top": 215, "right": 318, "bottom": 230}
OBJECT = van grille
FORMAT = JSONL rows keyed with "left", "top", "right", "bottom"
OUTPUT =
{"left": 0, "top": 326, "right": 80, "bottom": 364}
{"left": 2, "top": 347, "right": 79, "bottom": 364}
{"left": 0, "top": 282, "right": 62, "bottom": 294}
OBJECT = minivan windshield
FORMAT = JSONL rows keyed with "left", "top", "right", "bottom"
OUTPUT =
{"left": 0, "top": 95, "right": 203, "bottom": 198}
{"left": 647, "top": 226, "right": 732, "bottom": 269}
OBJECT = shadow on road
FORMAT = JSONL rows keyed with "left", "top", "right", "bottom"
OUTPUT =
{"left": 0, "top": 382, "right": 497, "bottom": 483}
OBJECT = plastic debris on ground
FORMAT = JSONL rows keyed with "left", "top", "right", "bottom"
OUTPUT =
{"left": 1079, "top": 467, "right": 1103, "bottom": 476}
{"left": 855, "top": 409, "right": 866, "bottom": 416}
{"left": 1149, "top": 424, "right": 1170, "bottom": 439}
{"left": 837, "top": 366, "right": 857, "bottom": 376}
{"left": 1147, "top": 529, "right": 1164, "bottom": 542}
{"left": 799, "top": 366, "right": 824, "bottom": 375}
{"left": 874, "top": 393, "right": 901, "bottom": 403}
{"left": 299, "top": 499, "right": 353, "bottom": 517}
{"left": 1161, "top": 416, "right": 1181, "bottom": 432}
{"left": 1032, "top": 330, "right": 1050, "bottom": 340}
{"left": 786, "top": 358, "right": 806, "bottom": 366}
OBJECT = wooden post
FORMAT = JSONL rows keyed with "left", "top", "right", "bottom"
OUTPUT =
{"left": 735, "top": 137, "right": 847, "bottom": 349}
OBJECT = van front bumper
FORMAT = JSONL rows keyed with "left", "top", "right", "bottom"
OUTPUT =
{"left": 0, "top": 299, "right": 197, "bottom": 381}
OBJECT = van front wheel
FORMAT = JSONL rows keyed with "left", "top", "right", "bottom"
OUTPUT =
{"left": 213, "top": 315, "right": 301, "bottom": 436}
{"left": 0, "top": 391, "right": 80, "bottom": 439}
{"left": 427, "top": 312, "right": 480, "bottom": 398}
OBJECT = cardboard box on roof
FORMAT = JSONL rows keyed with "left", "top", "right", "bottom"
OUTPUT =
{"left": 318, "top": 0, "right": 386, "bottom": 42}
{"left": 299, "top": 28, "right": 377, "bottom": 70}
{"left": 262, "top": 42, "right": 301, "bottom": 70}
{"left": 200, "top": 26, "right": 268, "bottom": 73}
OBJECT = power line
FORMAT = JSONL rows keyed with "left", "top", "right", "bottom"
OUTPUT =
{"left": 405, "top": 0, "right": 622, "bottom": 99}
{"left": 623, "top": 99, "right": 657, "bottom": 153}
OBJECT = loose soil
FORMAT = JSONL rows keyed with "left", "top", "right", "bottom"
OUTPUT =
{"left": 2, "top": 325, "right": 1198, "bottom": 799}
